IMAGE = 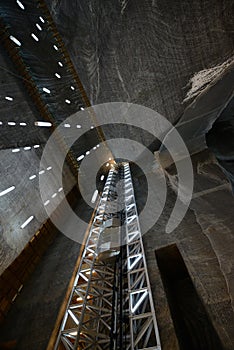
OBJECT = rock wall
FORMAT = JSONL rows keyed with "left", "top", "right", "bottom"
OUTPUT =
{"left": 46, "top": 0, "right": 234, "bottom": 122}
{"left": 140, "top": 150, "right": 234, "bottom": 349}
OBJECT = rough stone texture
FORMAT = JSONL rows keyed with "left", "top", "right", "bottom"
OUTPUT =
{"left": 0, "top": 232, "right": 81, "bottom": 350}
{"left": 44, "top": 0, "right": 234, "bottom": 178}
{"left": 46, "top": 0, "right": 234, "bottom": 121}
{"left": 0, "top": 0, "right": 102, "bottom": 158}
{"left": 0, "top": 194, "right": 93, "bottom": 350}
{"left": 139, "top": 151, "right": 234, "bottom": 349}
{"left": 0, "top": 0, "right": 84, "bottom": 122}
{"left": 0, "top": 147, "right": 75, "bottom": 274}
{"left": 0, "top": 1, "right": 233, "bottom": 349}
{"left": 0, "top": 48, "right": 50, "bottom": 149}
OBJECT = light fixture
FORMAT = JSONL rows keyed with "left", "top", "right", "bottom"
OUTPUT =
{"left": 31, "top": 33, "right": 39, "bottom": 42}
{"left": 0, "top": 186, "right": 15, "bottom": 197}
{"left": 35, "top": 121, "right": 52, "bottom": 127}
{"left": 36, "top": 23, "right": 42, "bottom": 31}
{"left": 20, "top": 216, "right": 34, "bottom": 229}
{"left": 5, "top": 96, "right": 13, "bottom": 101}
{"left": 42, "top": 87, "right": 50, "bottom": 94}
{"left": 77, "top": 155, "right": 84, "bottom": 161}
{"left": 16, "top": 0, "right": 25, "bottom": 10}
{"left": 10, "top": 35, "right": 21, "bottom": 46}
{"left": 91, "top": 189, "right": 98, "bottom": 203}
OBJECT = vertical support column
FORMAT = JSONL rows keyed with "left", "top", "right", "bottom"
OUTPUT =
{"left": 123, "top": 163, "right": 161, "bottom": 350}
{"left": 55, "top": 168, "right": 118, "bottom": 350}
{"left": 54, "top": 163, "right": 162, "bottom": 349}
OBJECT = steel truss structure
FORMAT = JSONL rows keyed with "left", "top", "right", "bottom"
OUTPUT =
{"left": 55, "top": 168, "right": 119, "bottom": 350}
{"left": 55, "top": 163, "right": 161, "bottom": 350}
{"left": 123, "top": 163, "right": 161, "bottom": 350}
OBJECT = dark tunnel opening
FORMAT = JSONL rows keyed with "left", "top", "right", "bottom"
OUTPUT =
{"left": 155, "top": 244, "right": 223, "bottom": 350}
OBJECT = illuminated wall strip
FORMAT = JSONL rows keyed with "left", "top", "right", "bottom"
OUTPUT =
{"left": 36, "top": 23, "right": 42, "bottom": 31}
{"left": 42, "top": 87, "right": 50, "bottom": 94}
{"left": 31, "top": 33, "right": 39, "bottom": 41}
{"left": 5, "top": 96, "right": 13, "bottom": 101}
{"left": 0, "top": 186, "right": 15, "bottom": 197}
{"left": 91, "top": 190, "right": 98, "bottom": 203}
{"left": 20, "top": 216, "right": 34, "bottom": 229}
{"left": 10, "top": 35, "right": 21, "bottom": 46}
{"left": 77, "top": 155, "right": 84, "bottom": 161}
{"left": 34, "top": 121, "right": 52, "bottom": 127}
{"left": 16, "top": 0, "right": 25, "bottom": 10}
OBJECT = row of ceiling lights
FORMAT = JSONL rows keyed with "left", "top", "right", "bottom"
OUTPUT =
{"left": 2, "top": 1, "right": 109, "bottom": 232}
{"left": 1, "top": 0, "right": 60, "bottom": 231}
{"left": 9, "top": 3, "right": 79, "bottom": 108}
{"left": 20, "top": 183, "right": 63, "bottom": 229}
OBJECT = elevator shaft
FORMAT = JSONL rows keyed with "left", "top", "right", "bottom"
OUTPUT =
{"left": 55, "top": 164, "right": 161, "bottom": 350}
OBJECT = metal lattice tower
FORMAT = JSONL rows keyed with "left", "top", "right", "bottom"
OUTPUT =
{"left": 55, "top": 168, "right": 119, "bottom": 350}
{"left": 54, "top": 163, "right": 161, "bottom": 350}
{"left": 123, "top": 163, "right": 161, "bottom": 350}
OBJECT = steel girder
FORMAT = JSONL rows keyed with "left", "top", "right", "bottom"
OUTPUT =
{"left": 123, "top": 163, "right": 161, "bottom": 350}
